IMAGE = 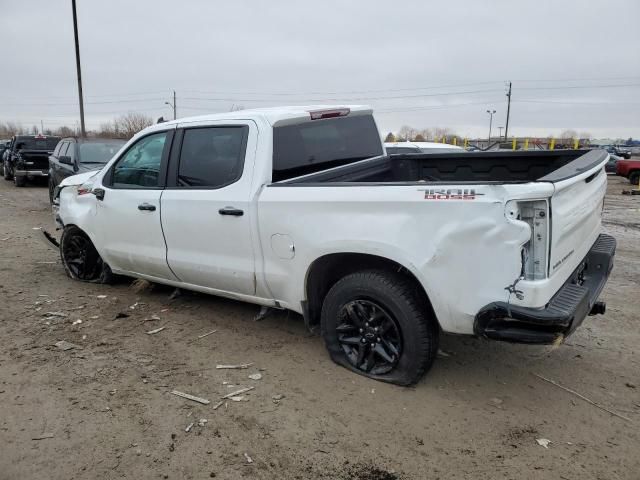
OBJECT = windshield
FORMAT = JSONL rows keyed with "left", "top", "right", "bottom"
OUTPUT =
{"left": 420, "top": 148, "right": 465, "bottom": 153}
{"left": 78, "top": 140, "right": 126, "bottom": 164}
{"left": 273, "top": 114, "right": 383, "bottom": 181}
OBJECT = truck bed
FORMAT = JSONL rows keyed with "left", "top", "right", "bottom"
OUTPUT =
{"left": 277, "top": 149, "right": 608, "bottom": 185}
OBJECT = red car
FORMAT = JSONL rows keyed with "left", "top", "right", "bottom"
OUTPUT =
{"left": 616, "top": 158, "right": 640, "bottom": 185}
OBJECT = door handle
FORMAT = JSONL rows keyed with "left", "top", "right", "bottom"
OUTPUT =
{"left": 138, "top": 203, "right": 156, "bottom": 211}
{"left": 218, "top": 206, "right": 244, "bottom": 216}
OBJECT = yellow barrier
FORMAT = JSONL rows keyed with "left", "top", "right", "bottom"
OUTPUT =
{"left": 512, "top": 137, "right": 516, "bottom": 150}
{"left": 549, "top": 138, "right": 556, "bottom": 150}
{"left": 524, "top": 138, "right": 529, "bottom": 150}
{"left": 573, "top": 138, "right": 579, "bottom": 149}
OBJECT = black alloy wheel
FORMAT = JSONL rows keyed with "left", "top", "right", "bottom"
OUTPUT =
{"left": 60, "top": 225, "right": 113, "bottom": 283}
{"left": 336, "top": 299, "right": 402, "bottom": 375}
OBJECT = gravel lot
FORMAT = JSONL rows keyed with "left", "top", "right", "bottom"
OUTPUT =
{"left": 0, "top": 174, "right": 638, "bottom": 480}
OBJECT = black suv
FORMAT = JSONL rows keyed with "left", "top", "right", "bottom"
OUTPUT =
{"left": 48, "top": 137, "right": 126, "bottom": 202}
{"left": 3, "top": 135, "right": 61, "bottom": 187}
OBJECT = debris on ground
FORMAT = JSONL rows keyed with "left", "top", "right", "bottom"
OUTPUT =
{"left": 43, "top": 312, "right": 67, "bottom": 318}
{"left": 54, "top": 340, "right": 80, "bottom": 351}
{"left": 248, "top": 373, "right": 262, "bottom": 381}
{"left": 536, "top": 438, "right": 551, "bottom": 449}
{"left": 272, "top": 394, "right": 284, "bottom": 401}
{"left": 146, "top": 326, "right": 166, "bottom": 335}
{"left": 170, "top": 390, "right": 210, "bottom": 405}
{"left": 169, "top": 288, "right": 182, "bottom": 300}
{"left": 130, "top": 278, "right": 152, "bottom": 293}
{"left": 625, "top": 382, "right": 636, "bottom": 389}
{"left": 197, "top": 329, "right": 218, "bottom": 339}
{"left": 212, "top": 401, "right": 224, "bottom": 410}
{"left": 32, "top": 433, "right": 55, "bottom": 440}
{"left": 533, "top": 373, "right": 632, "bottom": 422}
{"left": 216, "top": 363, "right": 253, "bottom": 370}
{"left": 145, "top": 314, "right": 161, "bottom": 322}
{"left": 222, "top": 386, "right": 255, "bottom": 399}
{"left": 254, "top": 306, "right": 273, "bottom": 321}
{"left": 230, "top": 396, "right": 245, "bottom": 402}
{"left": 437, "top": 349, "right": 452, "bottom": 358}
{"left": 114, "top": 312, "right": 130, "bottom": 319}
{"left": 244, "top": 452, "right": 253, "bottom": 463}
{"left": 96, "top": 295, "right": 107, "bottom": 299}
{"left": 198, "top": 419, "right": 208, "bottom": 427}
{"left": 71, "top": 319, "right": 82, "bottom": 326}
{"left": 185, "top": 422, "right": 194, "bottom": 433}
{"left": 129, "top": 302, "right": 146, "bottom": 310}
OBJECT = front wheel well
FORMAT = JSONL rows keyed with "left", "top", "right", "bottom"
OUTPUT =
{"left": 304, "top": 253, "right": 437, "bottom": 331}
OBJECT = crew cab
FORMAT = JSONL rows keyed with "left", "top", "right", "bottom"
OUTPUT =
{"left": 53, "top": 106, "right": 615, "bottom": 385}
{"left": 3, "top": 134, "right": 61, "bottom": 187}
{"left": 616, "top": 158, "right": 640, "bottom": 185}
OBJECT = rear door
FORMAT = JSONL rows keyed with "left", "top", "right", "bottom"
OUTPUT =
{"left": 93, "top": 130, "right": 178, "bottom": 280}
{"left": 160, "top": 121, "right": 257, "bottom": 295}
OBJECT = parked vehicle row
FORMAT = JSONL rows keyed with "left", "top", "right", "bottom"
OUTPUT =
{"left": 50, "top": 105, "right": 615, "bottom": 385}
{"left": 1, "top": 134, "right": 125, "bottom": 193}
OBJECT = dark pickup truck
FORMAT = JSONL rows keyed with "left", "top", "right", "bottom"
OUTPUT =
{"left": 3, "top": 135, "right": 61, "bottom": 187}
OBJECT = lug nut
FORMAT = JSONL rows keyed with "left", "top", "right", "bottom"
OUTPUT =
{"left": 359, "top": 328, "right": 363, "bottom": 333}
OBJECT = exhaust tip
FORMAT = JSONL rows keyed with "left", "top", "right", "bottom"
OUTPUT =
{"left": 590, "top": 301, "right": 606, "bottom": 316}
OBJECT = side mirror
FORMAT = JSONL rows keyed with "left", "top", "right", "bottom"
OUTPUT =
{"left": 59, "top": 155, "right": 73, "bottom": 165}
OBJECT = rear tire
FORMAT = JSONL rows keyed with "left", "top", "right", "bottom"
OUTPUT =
{"left": 321, "top": 270, "right": 439, "bottom": 386}
{"left": 629, "top": 171, "right": 640, "bottom": 186}
{"left": 14, "top": 175, "right": 26, "bottom": 187}
{"left": 60, "top": 225, "right": 113, "bottom": 284}
{"left": 48, "top": 178, "right": 56, "bottom": 204}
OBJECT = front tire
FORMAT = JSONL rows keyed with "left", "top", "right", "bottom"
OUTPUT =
{"left": 14, "top": 175, "right": 26, "bottom": 187}
{"left": 629, "top": 171, "right": 640, "bottom": 186}
{"left": 60, "top": 225, "right": 113, "bottom": 284}
{"left": 321, "top": 270, "right": 439, "bottom": 386}
{"left": 3, "top": 161, "right": 12, "bottom": 181}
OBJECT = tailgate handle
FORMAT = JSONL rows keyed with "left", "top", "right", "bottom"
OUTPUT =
{"left": 218, "top": 206, "right": 244, "bottom": 216}
{"left": 138, "top": 203, "right": 156, "bottom": 212}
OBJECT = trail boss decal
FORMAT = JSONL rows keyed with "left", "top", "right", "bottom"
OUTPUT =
{"left": 421, "top": 188, "right": 484, "bottom": 200}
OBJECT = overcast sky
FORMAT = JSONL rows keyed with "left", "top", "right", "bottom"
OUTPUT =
{"left": 1, "top": 0, "right": 639, "bottom": 139}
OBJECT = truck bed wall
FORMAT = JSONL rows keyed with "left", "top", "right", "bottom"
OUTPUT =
{"left": 281, "top": 150, "right": 588, "bottom": 184}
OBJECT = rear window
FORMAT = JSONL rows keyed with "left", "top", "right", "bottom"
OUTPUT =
{"left": 272, "top": 115, "right": 383, "bottom": 182}
{"left": 78, "top": 140, "right": 125, "bottom": 164}
{"left": 386, "top": 147, "right": 422, "bottom": 154}
{"left": 16, "top": 137, "right": 60, "bottom": 150}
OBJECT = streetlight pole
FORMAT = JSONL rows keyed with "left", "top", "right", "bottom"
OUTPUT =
{"left": 498, "top": 126, "right": 503, "bottom": 139}
{"left": 487, "top": 109, "right": 496, "bottom": 147}
{"left": 71, "top": 0, "right": 86, "bottom": 138}
{"left": 165, "top": 90, "right": 176, "bottom": 120}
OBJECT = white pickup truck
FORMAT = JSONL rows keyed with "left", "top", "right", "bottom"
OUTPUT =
{"left": 54, "top": 105, "right": 615, "bottom": 385}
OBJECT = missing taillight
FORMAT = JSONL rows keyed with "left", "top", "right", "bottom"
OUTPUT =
{"left": 517, "top": 200, "right": 550, "bottom": 280}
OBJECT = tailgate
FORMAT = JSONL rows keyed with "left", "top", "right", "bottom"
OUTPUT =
{"left": 21, "top": 150, "right": 51, "bottom": 170}
{"left": 540, "top": 150, "right": 608, "bottom": 277}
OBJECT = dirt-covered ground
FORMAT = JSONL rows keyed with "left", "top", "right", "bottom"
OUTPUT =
{"left": 0, "top": 174, "right": 638, "bottom": 480}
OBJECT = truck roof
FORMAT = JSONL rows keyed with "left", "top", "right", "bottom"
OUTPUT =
{"left": 162, "top": 105, "right": 372, "bottom": 128}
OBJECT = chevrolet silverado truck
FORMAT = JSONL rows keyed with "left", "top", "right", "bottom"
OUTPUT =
{"left": 3, "top": 134, "right": 61, "bottom": 187}
{"left": 52, "top": 106, "right": 615, "bottom": 385}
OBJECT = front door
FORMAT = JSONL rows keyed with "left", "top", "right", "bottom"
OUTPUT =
{"left": 160, "top": 122, "right": 256, "bottom": 295}
{"left": 94, "top": 130, "right": 178, "bottom": 281}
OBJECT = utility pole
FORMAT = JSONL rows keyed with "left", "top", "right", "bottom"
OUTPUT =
{"left": 165, "top": 90, "right": 176, "bottom": 120}
{"left": 498, "top": 126, "right": 503, "bottom": 139}
{"left": 40, "top": 120, "right": 44, "bottom": 134}
{"left": 504, "top": 81, "right": 512, "bottom": 140}
{"left": 71, "top": 0, "right": 86, "bottom": 138}
{"left": 487, "top": 109, "right": 496, "bottom": 147}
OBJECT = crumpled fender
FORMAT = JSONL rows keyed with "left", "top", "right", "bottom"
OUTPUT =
{"left": 58, "top": 170, "right": 99, "bottom": 188}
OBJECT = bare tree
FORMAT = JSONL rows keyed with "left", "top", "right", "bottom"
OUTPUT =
{"left": 397, "top": 125, "right": 416, "bottom": 142}
{"left": 115, "top": 112, "right": 153, "bottom": 138}
{"left": 384, "top": 132, "right": 396, "bottom": 142}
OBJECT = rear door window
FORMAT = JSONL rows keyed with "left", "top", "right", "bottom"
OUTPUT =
{"left": 272, "top": 114, "right": 383, "bottom": 181}
{"left": 176, "top": 126, "right": 248, "bottom": 188}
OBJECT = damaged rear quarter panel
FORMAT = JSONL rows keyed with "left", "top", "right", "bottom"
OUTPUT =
{"left": 258, "top": 182, "right": 551, "bottom": 335}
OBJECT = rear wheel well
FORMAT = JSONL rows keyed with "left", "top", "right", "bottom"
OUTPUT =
{"left": 304, "top": 253, "right": 437, "bottom": 330}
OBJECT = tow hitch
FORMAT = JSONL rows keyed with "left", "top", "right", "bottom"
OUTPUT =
{"left": 590, "top": 301, "right": 606, "bottom": 316}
